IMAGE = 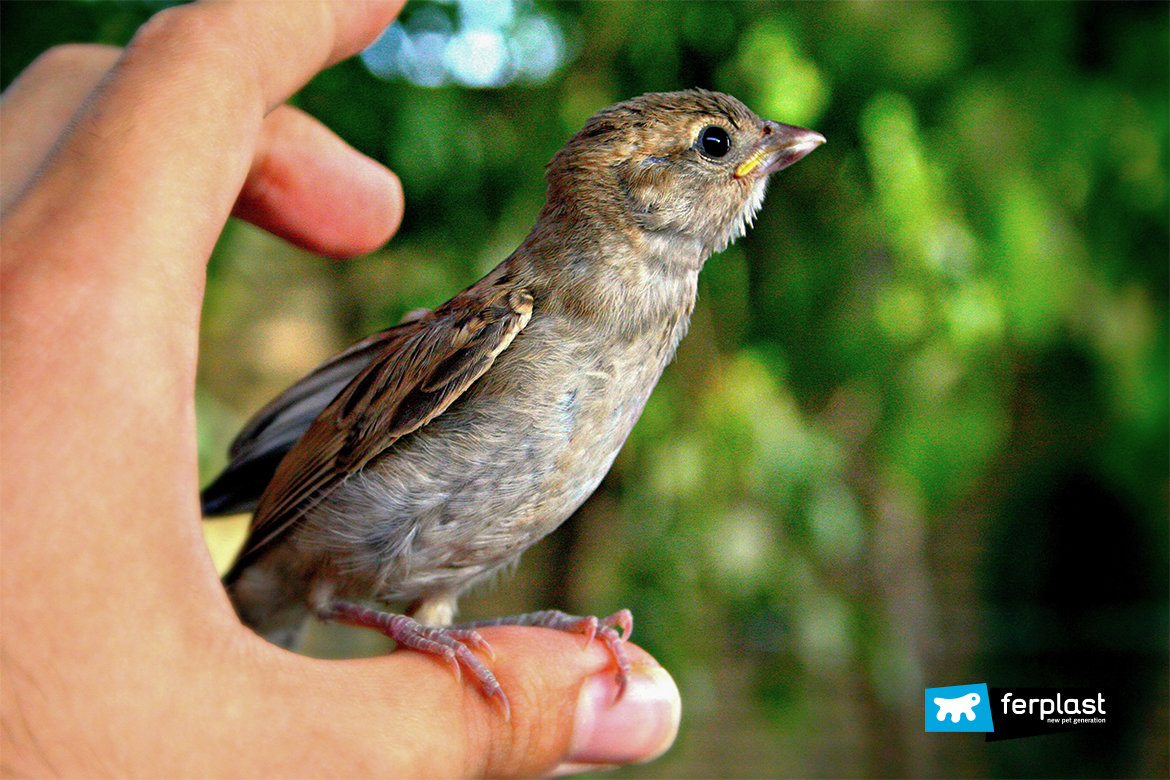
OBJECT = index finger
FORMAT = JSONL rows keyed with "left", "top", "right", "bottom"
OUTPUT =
{"left": 3, "top": 0, "right": 403, "bottom": 281}
{"left": 0, "top": 1, "right": 404, "bottom": 550}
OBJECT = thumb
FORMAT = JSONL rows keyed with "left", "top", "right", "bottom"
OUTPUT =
{"left": 468, "top": 627, "right": 682, "bottom": 777}
{"left": 282, "top": 625, "right": 681, "bottom": 778}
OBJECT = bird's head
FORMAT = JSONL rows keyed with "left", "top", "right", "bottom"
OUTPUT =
{"left": 546, "top": 89, "right": 825, "bottom": 256}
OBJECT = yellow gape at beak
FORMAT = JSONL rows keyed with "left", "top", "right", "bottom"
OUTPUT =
{"left": 734, "top": 123, "right": 826, "bottom": 179}
{"left": 734, "top": 148, "right": 768, "bottom": 178}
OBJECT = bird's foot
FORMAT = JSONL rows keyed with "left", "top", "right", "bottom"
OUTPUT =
{"left": 460, "top": 609, "right": 634, "bottom": 699}
{"left": 319, "top": 600, "right": 510, "bottom": 719}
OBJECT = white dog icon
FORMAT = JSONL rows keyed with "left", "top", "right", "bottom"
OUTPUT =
{"left": 934, "top": 692, "right": 980, "bottom": 722}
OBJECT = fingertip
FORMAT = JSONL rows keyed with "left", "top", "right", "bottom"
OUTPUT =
{"left": 464, "top": 628, "right": 680, "bottom": 777}
{"left": 324, "top": 0, "right": 409, "bottom": 69}
{"left": 558, "top": 663, "right": 681, "bottom": 773}
{"left": 233, "top": 106, "right": 404, "bottom": 258}
{"left": 314, "top": 147, "right": 404, "bottom": 258}
{"left": 378, "top": 165, "right": 405, "bottom": 249}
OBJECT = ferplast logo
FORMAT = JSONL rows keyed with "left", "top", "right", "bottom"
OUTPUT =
{"left": 924, "top": 684, "right": 1113, "bottom": 741}
{"left": 998, "top": 690, "right": 1105, "bottom": 722}
{"left": 985, "top": 688, "right": 1110, "bottom": 742}
{"left": 924, "top": 684, "right": 994, "bottom": 732}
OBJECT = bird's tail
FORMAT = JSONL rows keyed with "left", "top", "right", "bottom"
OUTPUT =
{"left": 224, "top": 564, "right": 312, "bottom": 650}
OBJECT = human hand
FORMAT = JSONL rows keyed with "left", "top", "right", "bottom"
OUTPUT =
{"left": 0, "top": 2, "right": 680, "bottom": 776}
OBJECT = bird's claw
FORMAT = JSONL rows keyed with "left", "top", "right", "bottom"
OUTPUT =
{"left": 320, "top": 600, "right": 509, "bottom": 717}
{"left": 461, "top": 608, "right": 635, "bottom": 699}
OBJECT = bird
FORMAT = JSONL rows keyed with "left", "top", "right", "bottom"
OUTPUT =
{"left": 202, "top": 88, "right": 824, "bottom": 713}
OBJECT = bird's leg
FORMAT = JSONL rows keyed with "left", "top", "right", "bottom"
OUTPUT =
{"left": 458, "top": 609, "right": 634, "bottom": 697}
{"left": 317, "top": 599, "right": 509, "bottom": 718}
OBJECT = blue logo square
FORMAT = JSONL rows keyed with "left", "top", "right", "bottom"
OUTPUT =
{"left": 925, "top": 683, "right": 994, "bottom": 732}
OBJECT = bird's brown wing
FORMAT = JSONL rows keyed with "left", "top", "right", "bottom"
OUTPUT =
{"left": 201, "top": 327, "right": 407, "bottom": 516}
{"left": 226, "top": 282, "right": 534, "bottom": 578}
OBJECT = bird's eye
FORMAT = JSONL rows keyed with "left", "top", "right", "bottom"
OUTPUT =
{"left": 699, "top": 126, "right": 731, "bottom": 158}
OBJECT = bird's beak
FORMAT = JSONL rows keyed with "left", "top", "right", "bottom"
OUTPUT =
{"left": 734, "top": 121, "right": 826, "bottom": 179}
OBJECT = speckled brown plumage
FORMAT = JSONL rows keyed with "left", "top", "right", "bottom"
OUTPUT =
{"left": 203, "top": 89, "right": 824, "bottom": 710}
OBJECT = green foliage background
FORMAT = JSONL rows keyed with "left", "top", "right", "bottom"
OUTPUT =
{"left": 5, "top": 2, "right": 1166, "bottom": 777}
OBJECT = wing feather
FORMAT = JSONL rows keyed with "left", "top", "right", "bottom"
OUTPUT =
{"left": 224, "top": 282, "right": 533, "bottom": 580}
{"left": 201, "top": 328, "right": 405, "bottom": 516}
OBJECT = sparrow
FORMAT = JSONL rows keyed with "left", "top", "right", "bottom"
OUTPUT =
{"left": 202, "top": 89, "right": 824, "bottom": 713}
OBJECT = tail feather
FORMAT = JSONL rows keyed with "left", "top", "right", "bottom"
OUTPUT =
{"left": 226, "top": 563, "right": 312, "bottom": 650}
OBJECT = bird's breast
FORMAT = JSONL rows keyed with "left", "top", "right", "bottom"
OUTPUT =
{"left": 300, "top": 292, "right": 693, "bottom": 602}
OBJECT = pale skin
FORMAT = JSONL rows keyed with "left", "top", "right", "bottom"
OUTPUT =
{"left": 0, "top": 2, "right": 680, "bottom": 777}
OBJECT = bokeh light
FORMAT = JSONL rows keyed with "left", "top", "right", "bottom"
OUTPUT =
{"left": 360, "top": 0, "right": 567, "bottom": 89}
